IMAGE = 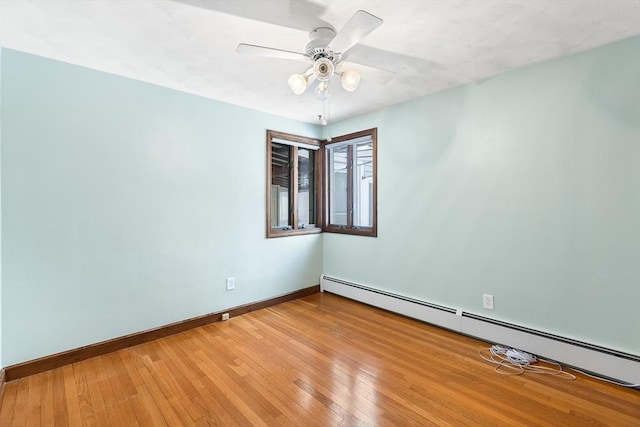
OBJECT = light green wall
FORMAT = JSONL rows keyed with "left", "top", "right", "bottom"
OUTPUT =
{"left": 1, "top": 49, "right": 322, "bottom": 365}
{"left": 2, "top": 35, "right": 638, "bottom": 366}
{"left": 0, "top": 46, "right": 3, "bottom": 369}
{"left": 324, "top": 36, "right": 640, "bottom": 355}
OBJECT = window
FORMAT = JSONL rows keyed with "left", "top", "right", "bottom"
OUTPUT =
{"left": 266, "top": 130, "right": 322, "bottom": 238}
{"left": 324, "top": 128, "right": 377, "bottom": 237}
{"left": 266, "top": 128, "right": 377, "bottom": 238}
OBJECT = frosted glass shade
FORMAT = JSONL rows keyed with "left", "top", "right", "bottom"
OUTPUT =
{"left": 288, "top": 74, "right": 307, "bottom": 95}
{"left": 340, "top": 70, "right": 361, "bottom": 92}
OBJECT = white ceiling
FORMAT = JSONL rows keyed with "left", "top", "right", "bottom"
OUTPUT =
{"left": 1, "top": 0, "right": 639, "bottom": 124}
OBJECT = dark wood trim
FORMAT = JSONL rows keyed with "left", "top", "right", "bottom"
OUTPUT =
{"left": 225, "top": 284, "right": 319, "bottom": 317}
{"left": 370, "top": 127, "right": 378, "bottom": 237}
{"left": 315, "top": 143, "right": 324, "bottom": 228}
{"left": 266, "top": 227, "right": 323, "bottom": 238}
{"left": 4, "top": 285, "right": 320, "bottom": 382}
{"left": 0, "top": 369, "right": 5, "bottom": 402}
{"left": 323, "top": 127, "right": 378, "bottom": 237}
{"left": 266, "top": 129, "right": 323, "bottom": 239}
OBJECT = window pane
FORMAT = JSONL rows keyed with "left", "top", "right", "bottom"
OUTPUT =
{"left": 324, "top": 128, "right": 376, "bottom": 236}
{"left": 329, "top": 145, "right": 348, "bottom": 226}
{"left": 354, "top": 142, "right": 373, "bottom": 227}
{"left": 271, "top": 142, "right": 290, "bottom": 229}
{"left": 297, "top": 149, "right": 315, "bottom": 227}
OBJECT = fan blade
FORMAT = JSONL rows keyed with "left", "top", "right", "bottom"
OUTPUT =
{"left": 236, "top": 43, "right": 309, "bottom": 61}
{"left": 327, "top": 10, "right": 383, "bottom": 55}
{"left": 337, "top": 61, "right": 395, "bottom": 85}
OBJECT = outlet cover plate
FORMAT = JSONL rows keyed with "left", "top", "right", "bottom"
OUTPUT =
{"left": 483, "top": 294, "right": 495, "bottom": 310}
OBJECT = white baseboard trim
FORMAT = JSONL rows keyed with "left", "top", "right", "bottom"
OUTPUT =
{"left": 320, "top": 274, "right": 640, "bottom": 385}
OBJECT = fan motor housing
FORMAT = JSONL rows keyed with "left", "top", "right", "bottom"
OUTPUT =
{"left": 306, "top": 27, "right": 338, "bottom": 62}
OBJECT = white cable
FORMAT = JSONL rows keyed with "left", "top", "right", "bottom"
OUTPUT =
{"left": 479, "top": 345, "right": 576, "bottom": 379}
{"left": 481, "top": 344, "right": 640, "bottom": 388}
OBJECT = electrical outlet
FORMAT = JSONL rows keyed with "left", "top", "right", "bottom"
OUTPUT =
{"left": 226, "top": 277, "right": 235, "bottom": 291}
{"left": 221, "top": 313, "right": 230, "bottom": 321}
{"left": 483, "top": 294, "right": 495, "bottom": 310}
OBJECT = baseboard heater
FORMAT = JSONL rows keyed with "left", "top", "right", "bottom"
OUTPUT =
{"left": 320, "top": 274, "right": 640, "bottom": 385}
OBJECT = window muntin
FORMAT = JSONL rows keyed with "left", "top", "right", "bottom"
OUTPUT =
{"left": 266, "top": 131, "right": 322, "bottom": 238}
{"left": 324, "top": 128, "right": 377, "bottom": 237}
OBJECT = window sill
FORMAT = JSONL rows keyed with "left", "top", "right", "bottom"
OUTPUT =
{"left": 323, "top": 226, "right": 377, "bottom": 237}
{"left": 267, "top": 227, "right": 323, "bottom": 239}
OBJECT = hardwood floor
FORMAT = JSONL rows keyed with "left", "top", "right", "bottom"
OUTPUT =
{"left": 1, "top": 292, "right": 638, "bottom": 426}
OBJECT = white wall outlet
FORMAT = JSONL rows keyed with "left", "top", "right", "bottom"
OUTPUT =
{"left": 226, "top": 277, "right": 235, "bottom": 291}
{"left": 483, "top": 294, "right": 495, "bottom": 310}
{"left": 221, "top": 313, "right": 230, "bottom": 321}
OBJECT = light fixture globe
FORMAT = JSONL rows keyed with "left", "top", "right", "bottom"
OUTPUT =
{"left": 288, "top": 73, "right": 307, "bottom": 95}
{"left": 340, "top": 70, "right": 361, "bottom": 92}
{"left": 312, "top": 58, "right": 334, "bottom": 81}
{"left": 315, "top": 81, "right": 330, "bottom": 101}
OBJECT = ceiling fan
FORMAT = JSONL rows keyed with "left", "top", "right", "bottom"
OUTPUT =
{"left": 236, "top": 10, "right": 395, "bottom": 100}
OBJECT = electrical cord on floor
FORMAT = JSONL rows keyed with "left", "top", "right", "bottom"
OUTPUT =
{"left": 480, "top": 344, "right": 640, "bottom": 388}
{"left": 479, "top": 344, "right": 576, "bottom": 379}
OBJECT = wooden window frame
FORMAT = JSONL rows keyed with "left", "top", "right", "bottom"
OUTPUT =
{"left": 266, "top": 130, "right": 323, "bottom": 238}
{"left": 323, "top": 128, "right": 378, "bottom": 237}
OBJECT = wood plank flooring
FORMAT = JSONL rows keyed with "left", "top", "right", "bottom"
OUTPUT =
{"left": 1, "top": 292, "right": 638, "bottom": 426}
